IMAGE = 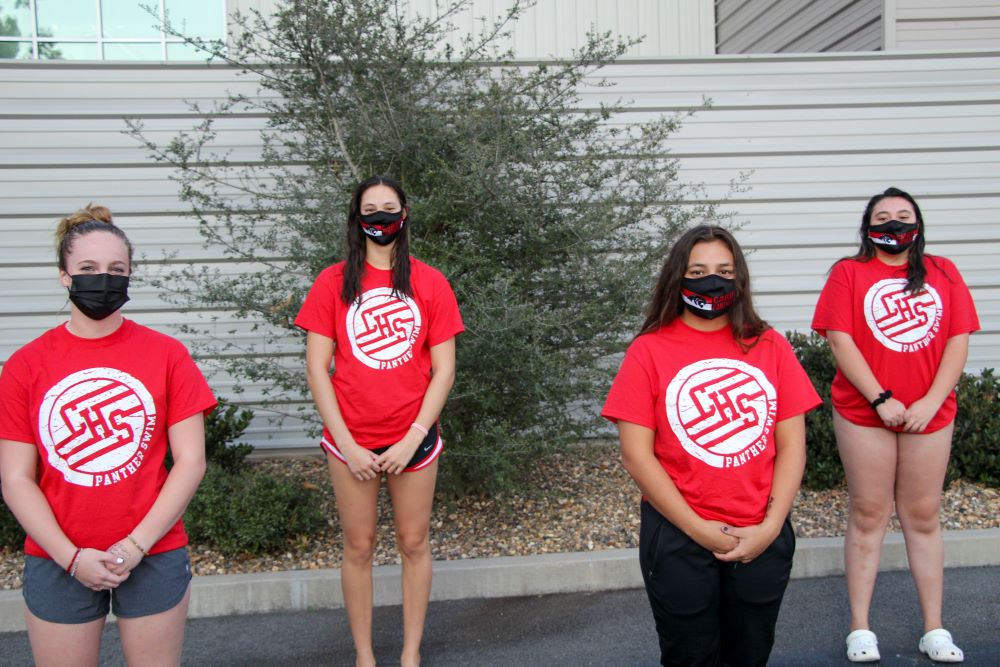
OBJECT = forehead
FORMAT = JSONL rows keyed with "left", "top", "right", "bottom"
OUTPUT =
{"left": 688, "top": 239, "right": 734, "bottom": 264}
{"left": 872, "top": 196, "right": 914, "bottom": 215}
{"left": 65, "top": 230, "right": 129, "bottom": 262}
{"left": 360, "top": 184, "right": 400, "bottom": 205}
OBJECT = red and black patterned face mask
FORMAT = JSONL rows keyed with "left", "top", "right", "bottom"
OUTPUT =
{"left": 359, "top": 209, "right": 406, "bottom": 246}
{"left": 681, "top": 274, "right": 737, "bottom": 320}
{"left": 868, "top": 219, "right": 919, "bottom": 254}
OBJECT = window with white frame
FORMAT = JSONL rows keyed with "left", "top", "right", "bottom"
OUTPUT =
{"left": 0, "top": 0, "right": 225, "bottom": 61}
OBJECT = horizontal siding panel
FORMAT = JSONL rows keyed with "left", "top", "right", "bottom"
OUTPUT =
{"left": 404, "top": 0, "right": 715, "bottom": 59}
{"left": 895, "top": 0, "right": 1000, "bottom": 20}
{"left": 4, "top": 51, "right": 1000, "bottom": 449}
{"left": 896, "top": 21, "right": 1000, "bottom": 50}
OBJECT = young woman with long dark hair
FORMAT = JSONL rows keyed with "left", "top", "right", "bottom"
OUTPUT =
{"left": 603, "top": 225, "right": 820, "bottom": 666}
{"left": 0, "top": 204, "right": 215, "bottom": 666}
{"left": 812, "top": 187, "right": 977, "bottom": 663}
{"left": 295, "top": 177, "right": 463, "bottom": 667}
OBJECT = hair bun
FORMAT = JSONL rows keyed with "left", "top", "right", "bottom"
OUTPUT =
{"left": 55, "top": 203, "right": 114, "bottom": 245}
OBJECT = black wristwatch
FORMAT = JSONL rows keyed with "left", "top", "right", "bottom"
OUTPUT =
{"left": 870, "top": 390, "right": 892, "bottom": 410}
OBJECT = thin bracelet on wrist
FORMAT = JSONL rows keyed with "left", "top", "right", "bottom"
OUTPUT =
{"left": 410, "top": 422, "right": 429, "bottom": 437}
{"left": 870, "top": 389, "right": 892, "bottom": 411}
{"left": 69, "top": 548, "right": 83, "bottom": 578}
{"left": 66, "top": 547, "right": 82, "bottom": 575}
{"left": 127, "top": 534, "right": 149, "bottom": 557}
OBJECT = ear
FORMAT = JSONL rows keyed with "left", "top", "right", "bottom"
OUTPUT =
{"left": 59, "top": 270, "right": 71, "bottom": 289}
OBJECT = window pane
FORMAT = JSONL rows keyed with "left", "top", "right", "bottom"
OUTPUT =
{"left": 0, "top": 41, "right": 33, "bottom": 59}
{"left": 37, "top": 0, "right": 97, "bottom": 38}
{"left": 0, "top": 0, "right": 34, "bottom": 39}
{"left": 38, "top": 41, "right": 100, "bottom": 60}
{"left": 104, "top": 41, "right": 163, "bottom": 61}
{"left": 102, "top": 0, "right": 160, "bottom": 38}
{"left": 164, "top": 0, "right": 222, "bottom": 38}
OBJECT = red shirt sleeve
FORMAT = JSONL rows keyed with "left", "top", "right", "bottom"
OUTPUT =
{"left": 936, "top": 257, "right": 980, "bottom": 338}
{"left": 601, "top": 338, "right": 658, "bottom": 431}
{"left": 811, "top": 260, "right": 853, "bottom": 337}
{"left": 294, "top": 266, "right": 341, "bottom": 339}
{"left": 770, "top": 332, "right": 823, "bottom": 421}
{"left": 165, "top": 343, "right": 218, "bottom": 427}
{"left": 426, "top": 273, "right": 464, "bottom": 346}
{"left": 0, "top": 352, "right": 35, "bottom": 444}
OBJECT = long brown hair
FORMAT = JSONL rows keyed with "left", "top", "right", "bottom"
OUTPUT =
{"left": 844, "top": 186, "right": 935, "bottom": 293}
{"left": 341, "top": 176, "right": 412, "bottom": 304}
{"left": 637, "top": 225, "right": 769, "bottom": 349}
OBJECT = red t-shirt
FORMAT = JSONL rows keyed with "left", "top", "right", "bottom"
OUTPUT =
{"left": 601, "top": 320, "right": 821, "bottom": 526}
{"left": 811, "top": 255, "right": 979, "bottom": 432}
{"left": 294, "top": 257, "right": 464, "bottom": 448}
{"left": 0, "top": 319, "right": 217, "bottom": 559}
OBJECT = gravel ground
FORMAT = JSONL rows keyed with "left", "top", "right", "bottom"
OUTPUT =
{"left": 1, "top": 446, "right": 997, "bottom": 589}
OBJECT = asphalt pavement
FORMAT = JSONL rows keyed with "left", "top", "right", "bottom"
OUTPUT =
{"left": 0, "top": 566, "right": 996, "bottom": 666}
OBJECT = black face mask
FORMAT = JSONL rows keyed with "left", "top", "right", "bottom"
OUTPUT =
{"left": 681, "top": 274, "right": 737, "bottom": 320}
{"left": 68, "top": 273, "right": 130, "bottom": 321}
{"left": 359, "top": 210, "right": 406, "bottom": 246}
{"left": 868, "top": 219, "right": 919, "bottom": 255}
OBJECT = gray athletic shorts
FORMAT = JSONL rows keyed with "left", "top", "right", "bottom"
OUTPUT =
{"left": 22, "top": 547, "right": 192, "bottom": 624}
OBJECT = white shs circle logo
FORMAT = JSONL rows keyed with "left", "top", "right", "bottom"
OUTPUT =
{"left": 863, "top": 278, "right": 942, "bottom": 352}
{"left": 346, "top": 287, "right": 423, "bottom": 370}
{"left": 666, "top": 358, "right": 777, "bottom": 469}
{"left": 38, "top": 368, "right": 157, "bottom": 487}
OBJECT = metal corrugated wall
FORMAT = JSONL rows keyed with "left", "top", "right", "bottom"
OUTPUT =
{"left": 2, "top": 50, "right": 998, "bottom": 449}
{"left": 716, "top": 0, "right": 882, "bottom": 53}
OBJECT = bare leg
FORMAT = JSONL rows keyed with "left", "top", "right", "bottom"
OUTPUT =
{"left": 118, "top": 584, "right": 191, "bottom": 666}
{"left": 386, "top": 460, "right": 438, "bottom": 667}
{"left": 834, "top": 410, "right": 898, "bottom": 631}
{"left": 896, "top": 423, "right": 953, "bottom": 633}
{"left": 25, "top": 608, "right": 105, "bottom": 667}
{"left": 328, "top": 453, "right": 381, "bottom": 667}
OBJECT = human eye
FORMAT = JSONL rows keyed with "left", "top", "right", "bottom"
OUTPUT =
{"left": 720, "top": 268, "right": 735, "bottom": 277}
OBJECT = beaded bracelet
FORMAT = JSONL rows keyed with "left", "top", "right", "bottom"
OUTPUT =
{"left": 410, "top": 422, "right": 429, "bottom": 437}
{"left": 127, "top": 534, "right": 149, "bottom": 557}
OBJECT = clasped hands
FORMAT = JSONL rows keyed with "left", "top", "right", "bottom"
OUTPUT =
{"left": 70, "top": 536, "right": 146, "bottom": 591}
{"left": 342, "top": 431, "right": 423, "bottom": 481}
{"left": 875, "top": 395, "right": 939, "bottom": 432}
{"left": 691, "top": 519, "right": 779, "bottom": 565}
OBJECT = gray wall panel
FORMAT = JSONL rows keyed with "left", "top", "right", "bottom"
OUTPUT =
{"left": 3, "top": 50, "right": 998, "bottom": 449}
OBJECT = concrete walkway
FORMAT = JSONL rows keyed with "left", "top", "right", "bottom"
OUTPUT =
{"left": 0, "top": 528, "right": 997, "bottom": 633}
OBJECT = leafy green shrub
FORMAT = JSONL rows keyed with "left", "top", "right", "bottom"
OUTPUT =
{"left": 786, "top": 331, "right": 844, "bottom": 489}
{"left": 185, "top": 466, "right": 326, "bottom": 556}
{"left": 0, "top": 491, "right": 25, "bottom": 550}
{"left": 133, "top": 0, "right": 724, "bottom": 495}
{"left": 204, "top": 399, "right": 255, "bottom": 472}
{"left": 951, "top": 369, "right": 1000, "bottom": 487}
{"left": 167, "top": 398, "right": 254, "bottom": 473}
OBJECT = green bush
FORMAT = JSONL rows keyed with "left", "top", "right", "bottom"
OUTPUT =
{"left": 951, "top": 369, "right": 1000, "bottom": 486}
{"left": 185, "top": 465, "right": 326, "bottom": 556}
{"left": 0, "top": 491, "right": 25, "bottom": 550}
{"left": 204, "top": 399, "right": 255, "bottom": 472}
{"left": 133, "top": 0, "right": 724, "bottom": 495}
{"left": 166, "top": 398, "right": 255, "bottom": 473}
{"left": 786, "top": 331, "right": 844, "bottom": 490}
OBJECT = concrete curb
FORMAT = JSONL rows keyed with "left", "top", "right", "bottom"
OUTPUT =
{"left": 1, "top": 528, "right": 998, "bottom": 633}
